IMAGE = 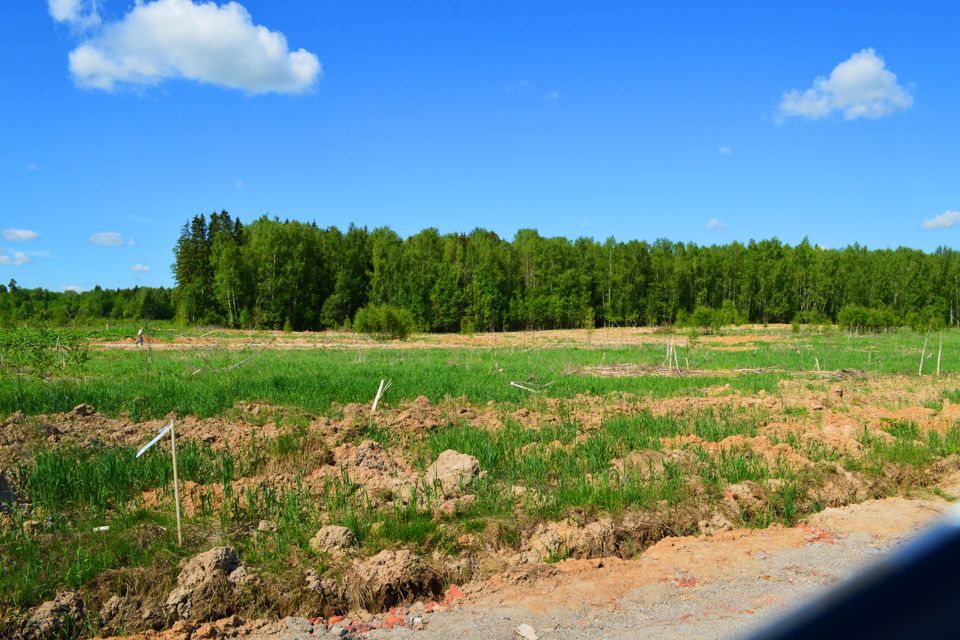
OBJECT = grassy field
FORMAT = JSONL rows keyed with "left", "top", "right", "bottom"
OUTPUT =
{"left": 1, "top": 325, "right": 951, "bottom": 418}
{"left": 1, "top": 325, "right": 959, "bottom": 636}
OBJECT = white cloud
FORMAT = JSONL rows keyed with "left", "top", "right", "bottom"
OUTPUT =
{"left": 3, "top": 229, "right": 39, "bottom": 242}
{"left": 705, "top": 218, "right": 727, "bottom": 232}
{"left": 90, "top": 231, "right": 133, "bottom": 246}
{"left": 48, "top": 0, "right": 101, "bottom": 29}
{"left": 544, "top": 91, "right": 560, "bottom": 100}
{"left": 0, "top": 249, "right": 30, "bottom": 266}
{"left": 63, "top": 285, "right": 84, "bottom": 293}
{"left": 922, "top": 211, "right": 960, "bottom": 230}
{"left": 778, "top": 49, "right": 913, "bottom": 121}
{"left": 131, "top": 263, "right": 151, "bottom": 272}
{"left": 506, "top": 80, "right": 530, "bottom": 92}
{"left": 26, "top": 162, "right": 39, "bottom": 171}
{"left": 235, "top": 178, "right": 245, "bottom": 189}
{"left": 718, "top": 146, "right": 732, "bottom": 155}
{"left": 65, "top": 0, "right": 321, "bottom": 94}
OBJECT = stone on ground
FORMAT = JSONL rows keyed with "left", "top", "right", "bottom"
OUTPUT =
{"left": 424, "top": 450, "right": 481, "bottom": 497}
{"left": 25, "top": 590, "right": 84, "bottom": 639}
{"left": 309, "top": 525, "right": 355, "bottom": 554}
{"left": 166, "top": 546, "right": 251, "bottom": 620}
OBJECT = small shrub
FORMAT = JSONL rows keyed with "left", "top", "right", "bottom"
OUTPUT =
{"left": 680, "top": 306, "right": 721, "bottom": 334}
{"left": 838, "top": 305, "right": 899, "bottom": 334}
{"left": 354, "top": 304, "right": 415, "bottom": 340}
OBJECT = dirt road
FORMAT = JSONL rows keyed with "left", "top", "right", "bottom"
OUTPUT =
{"left": 360, "top": 497, "right": 951, "bottom": 640}
{"left": 95, "top": 493, "right": 957, "bottom": 640}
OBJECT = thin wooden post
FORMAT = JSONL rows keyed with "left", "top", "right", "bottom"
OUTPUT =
{"left": 919, "top": 333, "right": 929, "bottom": 377}
{"left": 169, "top": 420, "right": 183, "bottom": 547}
{"left": 371, "top": 379, "right": 385, "bottom": 416}
{"left": 371, "top": 379, "right": 392, "bottom": 416}
{"left": 937, "top": 333, "right": 943, "bottom": 376}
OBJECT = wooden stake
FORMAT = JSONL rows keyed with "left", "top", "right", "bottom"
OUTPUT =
{"left": 169, "top": 419, "right": 183, "bottom": 547}
{"left": 937, "top": 333, "right": 943, "bottom": 376}
{"left": 371, "top": 379, "right": 392, "bottom": 416}
{"left": 919, "top": 333, "right": 929, "bottom": 376}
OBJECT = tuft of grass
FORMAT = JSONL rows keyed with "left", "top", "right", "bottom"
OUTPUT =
{"left": 15, "top": 442, "right": 244, "bottom": 512}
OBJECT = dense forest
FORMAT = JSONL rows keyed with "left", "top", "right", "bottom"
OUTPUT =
{"left": 4, "top": 210, "right": 960, "bottom": 332}
{"left": 0, "top": 281, "right": 174, "bottom": 327}
{"left": 171, "top": 211, "right": 960, "bottom": 332}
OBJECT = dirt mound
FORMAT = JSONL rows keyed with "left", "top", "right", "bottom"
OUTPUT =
{"left": 610, "top": 450, "right": 667, "bottom": 478}
{"left": 24, "top": 590, "right": 84, "bottom": 639}
{"left": 385, "top": 395, "right": 450, "bottom": 433}
{"left": 805, "top": 497, "right": 949, "bottom": 541}
{"left": 722, "top": 482, "right": 766, "bottom": 517}
{"left": 811, "top": 464, "right": 870, "bottom": 507}
{"left": 0, "top": 409, "right": 291, "bottom": 467}
{"left": 2, "top": 410, "right": 24, "bottom": 426}
{"left": 521, "top": 518, "right": 616, "bottom": 562}
{"left": 811, "top": 413, "right": 891, "bottom": 454}
{"left": 347, "top": 550, "right": 438, "bottom": 610}
{"left": 423, "top": 450, "right": 481, "bottom": 497}
{"left": 660, "top": 434, "right": 811, "bottom": 468}
{"left": 311, "top": 440, "right": 415, "bottom": 502}
{"left": 938, "top": 399, "right": 960, "bottom": 423}
{"left": 165, "top": 547, "right": 254, "bottom": 621}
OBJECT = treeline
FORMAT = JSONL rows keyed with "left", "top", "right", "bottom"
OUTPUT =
{"left": 171, "top": 211, "right": 960, "bottom": 332}
{"left": 0, "top": 280, "right": 174, "bottom": 326}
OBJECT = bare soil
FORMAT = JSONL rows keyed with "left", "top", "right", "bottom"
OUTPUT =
{"left": 96, "top": 325, "right": 796, "bottom": 352}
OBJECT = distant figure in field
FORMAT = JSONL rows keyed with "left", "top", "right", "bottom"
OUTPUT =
{"left": 136, "top": 328, "right": 144, "bottom": 346}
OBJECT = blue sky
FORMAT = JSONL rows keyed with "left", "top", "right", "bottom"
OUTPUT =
{"left": 2, "top": 1, "right": 959, "bottom": 291}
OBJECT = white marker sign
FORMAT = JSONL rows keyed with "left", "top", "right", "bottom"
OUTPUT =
{"left": 135, "top": 418, "right": 183, "bottom": 546}
{"left": 136, "top": 422, "right": 172, "bottom": 458}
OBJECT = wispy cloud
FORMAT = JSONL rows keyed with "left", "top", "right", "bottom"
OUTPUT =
{"left": 131, "top": 263, "right": 151, "bottom": 272}
{"left": 60, "top": 0, "right": 321, "bottom": 94}
{"left": 778, "top": 48, "right": 913, "bottom": 122}
{"left": 718, "top": 146, "right": 732, "bottom": 155}
{"left": 26, "top": 162, "right": 39, "bottom": 171}
{"left": 235, "top": 179, "right": 246, "bottom": 189}
{"left": 705, "top": 218, "right": 727, "bottom": 232}
{"left": 506, "top": 79, "right": 530, "bottom": 92}
{"left": 922, "top": 211, "right": 960, "bottom": 230}
{"left": 3, "top": 229, "right": 39, "bottom": 242}
{"left": 544, "top": 91, "right": 561, "bottom": 100}
{"left": 90, "top": 231, "right": 134, "bottom": 246}
{"left": 0, "top": 249, "right": 30, "bottom": 266}
{"left": 48, "top": 0, "right": 101, "bottom": 30}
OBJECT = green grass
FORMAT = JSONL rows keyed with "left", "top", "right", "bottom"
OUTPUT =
{"left": 4, "top": 326, "right": 960, "bottom": 634}
{"left": 1, "top": 344, "right": 784, "bottom": 419}
{"left": 15, "top": 441, "right": 261, "bottom": 513}
{"left": 852, "top": 421, "right": 960, "bottom": 472}
{"left": 0, "top": 507, "right": 186, "bottom": 611}
{"left": 4, "top": 327, "right": 955, "bottom": 420}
